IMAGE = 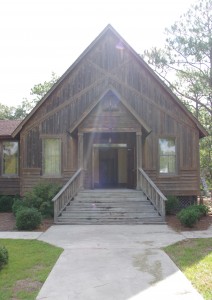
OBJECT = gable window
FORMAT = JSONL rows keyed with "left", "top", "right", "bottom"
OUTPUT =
{"left": 43, "top": 138, "right": 61, "bottom": 176}
{"left": 2, "top": 141, "right": 19, "bottom": 175}
{"left": 103, "top": 92, "right": 119, "bottom": 111}
{"left": 159, "top": 138, "right": 176, "bottom": 174}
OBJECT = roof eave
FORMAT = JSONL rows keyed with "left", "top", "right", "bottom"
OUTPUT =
{"left": 0, "top": 135, "right": 14, "bottom": 140}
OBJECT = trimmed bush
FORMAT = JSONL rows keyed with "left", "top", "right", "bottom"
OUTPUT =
{"left": 177, "top": 207, "right": 200, "bottom": 227}
{"left": 23, "top": 182, "right": 61, "bottom": 217}
{"left": 0, "top": 195, "right": 14, "bottom": 212}
{"left": 177, "top": 204, "right": 209, "bottom": 227}
{"left": 16, "top": 207, "right": 42, "bottom": 231}
{"left": 166, "top": 196, "right": 179, "bottom": 215}
{"left": 12, "top": 199, "right": 27, "bottom": 216}
{"left": 0, "top": 245, "right": 8, "bottom": 269}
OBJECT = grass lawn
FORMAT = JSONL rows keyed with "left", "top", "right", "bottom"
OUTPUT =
{"left": 0, "top": 239, "right": 63, "bottom": 300}
{"left": 164, "top": 238, "right": 212, "bottom": 300}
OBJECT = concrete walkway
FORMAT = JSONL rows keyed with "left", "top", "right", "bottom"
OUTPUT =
{"left": 1, "top": 225, "right": 212, "bottom": 299}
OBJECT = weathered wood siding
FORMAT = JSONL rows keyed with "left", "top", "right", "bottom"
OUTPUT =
{"left": 19, "top": 29, "right": 201, "bottom": 196}
{"left": 0, "top": 177, "right": 20, "bottom": 195}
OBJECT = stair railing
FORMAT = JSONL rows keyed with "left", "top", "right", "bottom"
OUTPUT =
{"left": 138, "top": 168, "right": 167, "bottom": 218}
{"left": 52, "top": 168, "right": 83, "bottom": 222}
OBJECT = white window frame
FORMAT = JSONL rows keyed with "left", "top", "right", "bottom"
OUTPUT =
{"left": 159, "top": 137, "right": 176, "bottom": 175}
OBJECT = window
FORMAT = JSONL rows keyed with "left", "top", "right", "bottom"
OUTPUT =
{"left": 2, "top": 141, "right": 19, "bottom": 175}
{"left": 159, "top": 138, "right": 176, "bottom": 174}
{"left": 103, "top": 92, "right": 119, "bottom": 111}
{"left": 43, "top": 139, "right": 61, "bottom": 176}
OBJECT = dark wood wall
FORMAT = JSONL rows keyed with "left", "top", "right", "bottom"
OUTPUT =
{"left": 0, "top": 177, "right": 20, "bottom": 195}
{"left": 19, "top": 30, "right": 201, "bottom": 196}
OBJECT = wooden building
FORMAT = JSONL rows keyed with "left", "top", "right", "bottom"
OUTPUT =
{"left": 0, "top": 25, "right": 207, "bottom": 218}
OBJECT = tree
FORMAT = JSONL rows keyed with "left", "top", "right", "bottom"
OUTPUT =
{"left": 0, "top": 72, "right": 59, "bottom": 120}
{"left": 144, "top": 0, "right": 212, "bottom": 116}
{"left": 143, "top": 0, "right": 212, "bottom": 187}
{"left": 0, "top": 103, "right": 15, "bottom": 120}
{"left": 30, "top": 72, "right": 59, "bottom": 104}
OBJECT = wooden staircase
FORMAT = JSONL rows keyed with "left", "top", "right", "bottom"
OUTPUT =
{"left": 56, "top": 189, "right": 165, "bottom": 225}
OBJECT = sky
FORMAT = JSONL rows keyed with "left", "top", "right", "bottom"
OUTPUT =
{"left": 0, "top": 0, "right": 195, "bottom": 107}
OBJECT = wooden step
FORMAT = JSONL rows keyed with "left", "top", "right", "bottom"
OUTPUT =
{"left": 56, "top": 217, "right": 165, "bottom": 225}
{"left": 56, "top": 189, "right": 165, "bottom": 225}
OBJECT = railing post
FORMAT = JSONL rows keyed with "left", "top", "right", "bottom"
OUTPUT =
{"left": 136, "top": 131, "right": 142, "bottom": 190}
{"left": 78, "top": 132, "right": 84, "bottom": 189}
{"left": 54, "top": 201, "right": 57, "bottom": 223}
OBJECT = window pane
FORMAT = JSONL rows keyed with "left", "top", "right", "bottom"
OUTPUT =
{"left": 3, "top": 141, "right": 19, "bottom": 175}
{"left": 160, "top": 155, "right": 176, "bottom": 173}
{"left": 159, "top": 139, "right": 175, "bottom": 155}
{"left": 43, "top": 139, "right": 61, "bottom": 176}
{"left": 159, "top": 138, "right": 176, "bottom": 174}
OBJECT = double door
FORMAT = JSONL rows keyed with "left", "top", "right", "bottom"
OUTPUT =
{"left": 96, "top": 147, "right": 135, "bottom": 188}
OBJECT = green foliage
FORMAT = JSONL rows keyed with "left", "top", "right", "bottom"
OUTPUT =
{"left": 0, "top": 245, "right": 9, "bottom": 269}
{"left": 177, "top": 204, "right": 209, "bottom": 227}
{"left": 23, "top": 181, "right": 61, "bottom": 217}
{"left": 0, "top": 195, "right": 15, "bottom": 212}
{"left": 177, "top": 207, "right": 200, "bottom": 227}
{"left": 30, "top": 72, "right": 59, "bottom": 103}
{"left": 16, "top": 208, "right": 42, "bottom": 231}
{"left": 11, "top": 182, "right": 61, "bottom": 230}
{"left": 144, "top": 0, "right": 212, "bottom": 113}
{"left": 0, "top": 103, "right": 16, "bottom": 120}
{"left": 165, "top": 196, "right": 180, "bottom": 215}
{"left": 193, "top": 204, "right": 209, "bottom": 216}
{"left": 12, "top": 199, "right": 27, "bottom": 216}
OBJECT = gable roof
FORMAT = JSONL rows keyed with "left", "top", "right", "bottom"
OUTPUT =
{"left": 0, "top": 120, "right": 22, "bottom": 139}
{"left": 12, "top": 24, "right": 208, "bottom": 138}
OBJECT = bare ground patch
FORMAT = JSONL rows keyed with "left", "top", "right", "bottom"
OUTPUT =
{"left": 12, "top": 279, "right": 42, "bottom": 298}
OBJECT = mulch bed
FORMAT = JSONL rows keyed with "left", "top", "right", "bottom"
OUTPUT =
{"left": 166, "top": 213, "right": 212, "bottom": 232}
{"left": 0, "top": 213, "right": 53, "bottom": 232}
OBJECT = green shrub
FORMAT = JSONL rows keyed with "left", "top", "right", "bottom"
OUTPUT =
{"left": 192, "top": 204, "right": 209, "bottom": 217}
{"left": 177, "top": 204, "right": 209, "bottom": 228}
{"left": 16, "top": 207, "right": 42, "bottom": 231}
{"left": 0, "top": 245, "right": 8, "bottom": 269}
{"left": 177, "top": 207, "right": 200, "bottom": 227}
{"left": 12, "top": 199, "right": 27, "bottom": 216}
{"left": 23, "top": 182, "right": 61, "bottom": 217}
{"left": 0, "top": 195, "right": 15, "bottom": 212}
{"left": 165, "top": 196, "right": 180, "bottom": 215}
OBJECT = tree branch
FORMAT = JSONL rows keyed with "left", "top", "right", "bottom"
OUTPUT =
{"left": 153, "top": 69, "right": 212, "bottom": 114}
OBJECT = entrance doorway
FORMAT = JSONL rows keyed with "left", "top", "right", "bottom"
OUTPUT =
{"left": 99, "top": 148, "right": 118, "bottom": 187}
{"left": 92, "top": 144, "right": 135, "bottom": 188}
